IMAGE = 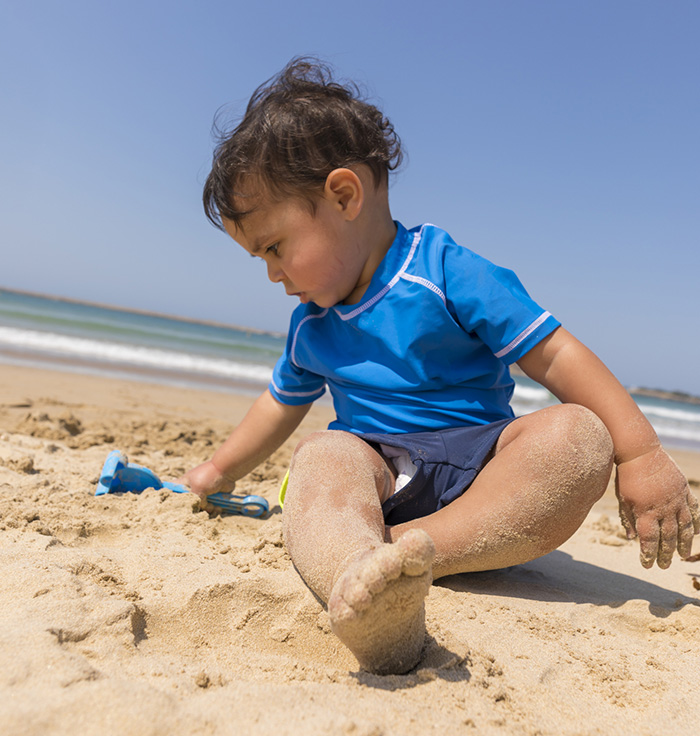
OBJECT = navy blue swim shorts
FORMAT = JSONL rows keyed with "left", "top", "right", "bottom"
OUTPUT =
{"left": 360, "top": 418, "right": 516, "bottom": 525}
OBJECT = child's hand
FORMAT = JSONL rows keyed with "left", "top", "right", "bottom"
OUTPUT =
{"left": 178, "top": 460, "right": 235, "bottom": 512}
{"left": 615, "top": 447, "right": 700, "bottom": 569}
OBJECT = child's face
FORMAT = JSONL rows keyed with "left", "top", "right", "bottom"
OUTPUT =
{"left": 224, "top": 190, "right": 372, "bottom": 309}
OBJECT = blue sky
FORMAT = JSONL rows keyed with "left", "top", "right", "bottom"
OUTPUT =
{"left": 1, "top": 1, "right": 698, "bottom": 394}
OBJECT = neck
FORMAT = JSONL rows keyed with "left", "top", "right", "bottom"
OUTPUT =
{"left": 342, "top": 208, "right": 396, "bottom": 306}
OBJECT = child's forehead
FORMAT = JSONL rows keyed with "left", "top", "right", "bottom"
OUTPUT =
{"left": 234, "top": 188, "right": 316, "bottom": 224}
{"left": 230, "top": 182, "right": 298, "bottom": 220}
{"left": 223, "top": 216, "right": 261, "bottom": 252}
{"left": 223, "top": 195, "right": 304, "bottom": 249}
{"left": 230, "top": 180, "right": 268, "bottom": 214}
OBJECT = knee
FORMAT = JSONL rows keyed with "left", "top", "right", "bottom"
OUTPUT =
{"left": 555, "top": 403, "right": 613, "bottom": 453}
{"left": 291, "top": 430, "right": 369, "bottom": 468}
{"left": 548, "top": 404, "right": 614, "bottom": 497}
{"left": 289, "top": 430, "right": 390, "bottom": 494}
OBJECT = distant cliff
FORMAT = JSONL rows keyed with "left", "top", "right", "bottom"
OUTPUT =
{"left": 627, "top": 388, "right": 700, "bottom": 406}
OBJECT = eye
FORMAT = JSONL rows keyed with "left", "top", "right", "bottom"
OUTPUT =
{"left": 266, "top": 243, "right": 279, "bottom": 256}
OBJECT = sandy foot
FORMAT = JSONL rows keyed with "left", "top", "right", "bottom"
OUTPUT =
{"left": 328, "top": 529, "right": 435, "bottom": 675}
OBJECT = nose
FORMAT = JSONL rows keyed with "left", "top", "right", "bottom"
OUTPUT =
{"left": 266, "top": 260, "right": 284, "bottom": 283}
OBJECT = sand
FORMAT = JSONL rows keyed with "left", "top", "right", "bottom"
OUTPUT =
{"left": 1, "top": 363, "right": 699, "bottom": 735}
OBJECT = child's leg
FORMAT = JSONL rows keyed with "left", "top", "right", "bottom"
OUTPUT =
{"left": 387, "top": 404, "right": 614, "bottom": 578}
{"left": 282, "top": 430, "right": 434, "bottom": 675}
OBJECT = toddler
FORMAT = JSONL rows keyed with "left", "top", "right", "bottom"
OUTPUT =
{"left": 183, "top": 58, "right": 699, "bottom": 675}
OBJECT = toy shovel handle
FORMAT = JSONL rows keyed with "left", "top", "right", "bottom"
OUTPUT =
{"left": 209, "top": 492, "right": 269, "bottom": 517}
{"left": 161, "top": 481, "right": 268, "bottom": 517}
{"left": 162, "top": 481, "right": 188, "bottom": 494}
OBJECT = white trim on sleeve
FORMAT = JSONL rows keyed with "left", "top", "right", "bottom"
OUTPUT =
{"left": 270, "top": 379, "right": 326, "bottom": 399}
{"left": 494, "top": 311, "right": 553, "bottom": 359}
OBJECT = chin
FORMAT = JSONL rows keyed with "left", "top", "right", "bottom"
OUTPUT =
{"left": 308, "top": 295, "right": 332, "bottom": 308}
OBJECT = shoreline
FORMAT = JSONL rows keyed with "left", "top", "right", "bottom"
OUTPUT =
{"left": 0, "top": 361, "right": 698, "bottom": 481}
{"left": 0, "top": 348, "right": 269, "bottom": 399}
{"left": 1, "top": 350, "right": 696, "bottom": 452}
{"left": 2, "top": 359, "right": 697, "bottom": 468}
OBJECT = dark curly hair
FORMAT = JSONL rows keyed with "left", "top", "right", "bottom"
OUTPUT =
{"left": 203, "top": 57, "right": 403, "bottom": 230}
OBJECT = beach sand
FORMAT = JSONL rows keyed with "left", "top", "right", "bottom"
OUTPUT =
{"left": 1, "top": 363, "right": 699, "bottom": 735}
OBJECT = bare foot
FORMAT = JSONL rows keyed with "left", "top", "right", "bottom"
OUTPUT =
{"left": 328, "top": 529, "right": 435, "bottom": 675}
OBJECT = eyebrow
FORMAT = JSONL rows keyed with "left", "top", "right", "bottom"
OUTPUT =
{"left": 231, "top": 207, "right": 277, "bottom": 255}
{"left": 234, "top": 226, "right": 269, "bottom": 256}
{"left": 249, "top": 237, "right": 269, "bottom": 256}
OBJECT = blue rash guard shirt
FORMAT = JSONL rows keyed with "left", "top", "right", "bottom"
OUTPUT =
{"left": 269, "top": 222, "right": 560, "bottom": 434}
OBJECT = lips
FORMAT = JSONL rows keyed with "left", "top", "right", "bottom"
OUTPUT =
{"left": 286, "top": 290, "right": 308, "bottom": 302}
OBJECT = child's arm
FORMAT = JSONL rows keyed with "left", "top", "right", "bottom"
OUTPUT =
{"left": 517, "top": 327, "right": 700, "bottom": 569}
{"left": 182, "top": 389, "right": 311, "bottom": 507}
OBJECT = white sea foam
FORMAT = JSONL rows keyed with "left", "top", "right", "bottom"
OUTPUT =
{"left": 0, "top": 326, "right": 273, "bottom": 384}
{"left": 2, "top": 324, "right": 699, "bottom": 449}
{"left": 651, "top": 425, "right": 700, "bottom": 443}
{"left": 511, "top": 380, "right": 700, "bottom": 447}
{"left": 635, "top": 402, "right": 700, "bottom": 424}
{"left": 512, "top": 383, "right": 554, "bottom": 403}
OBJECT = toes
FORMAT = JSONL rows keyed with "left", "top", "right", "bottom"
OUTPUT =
{"left": 333, "top": 546, "right": 402, "bottom": 615}
{"left": 340, "top": 575, "right": 374, "bottom": 612}
{"left": 329, "top": 531, "right": 435, "bottom": 623}
{"left": 396, "top": 529, "right": 436, "bottom": 576}
{"left": 372, "top": 544, "right": 403, "bottom": 583}
{"left": 328, "top": 593, "right": 355, "bottom": 622}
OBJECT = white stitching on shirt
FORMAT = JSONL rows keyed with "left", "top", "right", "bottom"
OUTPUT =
{"left": 494, "top": 311, "right": 552, "bottom": 359}
{"left": 334, "top": 224, "right": 430, "bottom": 321}
{"left": 399, "top": 272, "right": 446, "bottom": 303}
{"left": 290, "top": 309, "right": 328, "bottom": 366}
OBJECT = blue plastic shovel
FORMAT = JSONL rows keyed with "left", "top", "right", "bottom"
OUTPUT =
{"left": 95, "top": 450, "right": 269, "bottom": 517}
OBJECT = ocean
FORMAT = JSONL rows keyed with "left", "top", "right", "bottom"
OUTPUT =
{"left": 1, "top": 288, "right": 699, "bottom": 452}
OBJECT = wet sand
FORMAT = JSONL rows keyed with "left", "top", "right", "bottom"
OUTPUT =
{"left": 1, "top": 363, "right": 699, "bottom": 735}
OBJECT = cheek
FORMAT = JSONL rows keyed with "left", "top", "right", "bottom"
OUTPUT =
{"left": 320, "top": 258, "right": 350, "bottom": 288}
{"left": 298, "top": 249, "right": 340, "bottom": 282}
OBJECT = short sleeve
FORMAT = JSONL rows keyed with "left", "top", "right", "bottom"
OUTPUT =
{"left": 443, "top": 246, "right": 560, "bottom": 364}
{"left": 268, "top": 325, "right": 326, "bottom": 405}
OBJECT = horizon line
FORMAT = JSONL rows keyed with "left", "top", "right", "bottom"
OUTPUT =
{"left": 0, "top": 285, "right": 287, "bottom": 340}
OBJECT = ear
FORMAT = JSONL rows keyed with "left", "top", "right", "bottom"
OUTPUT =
{"left": 323, "top": 168, "right": 364, "bottom": 221}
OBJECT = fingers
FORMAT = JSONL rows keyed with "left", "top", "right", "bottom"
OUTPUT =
{"left": 636, "top": 516, "right": 676, "bottom": 569}
{"left": 198, "top": 495, "right": 218, "bottom": 514}
{"left": 678, "top": 489, "right": 700, "bottom": 559}
{"left": 185, "top": 481, "right": 217, "bottom": 513}
{"left": 637, "top": 496, "right": 699, "bottom": 568}
{"left": 657, "top": 518, "right": 678, "bottom": 569}
{"left": 636, "top": 516, "right": 660, "bottom": 569}
{"left": 677, "top": 515, "right": 696, "bottom": 559}
{"left": 187, "top": 487, "right": 209, "bottom": 509}
{"left": 617, "top": 501, "right": 637, "bottom": 540}
{"left": 688, "top": 489, "right": 700, "bottom": 534}
{"left": 177, "top": 474, "right": 217, "bottom": 512}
